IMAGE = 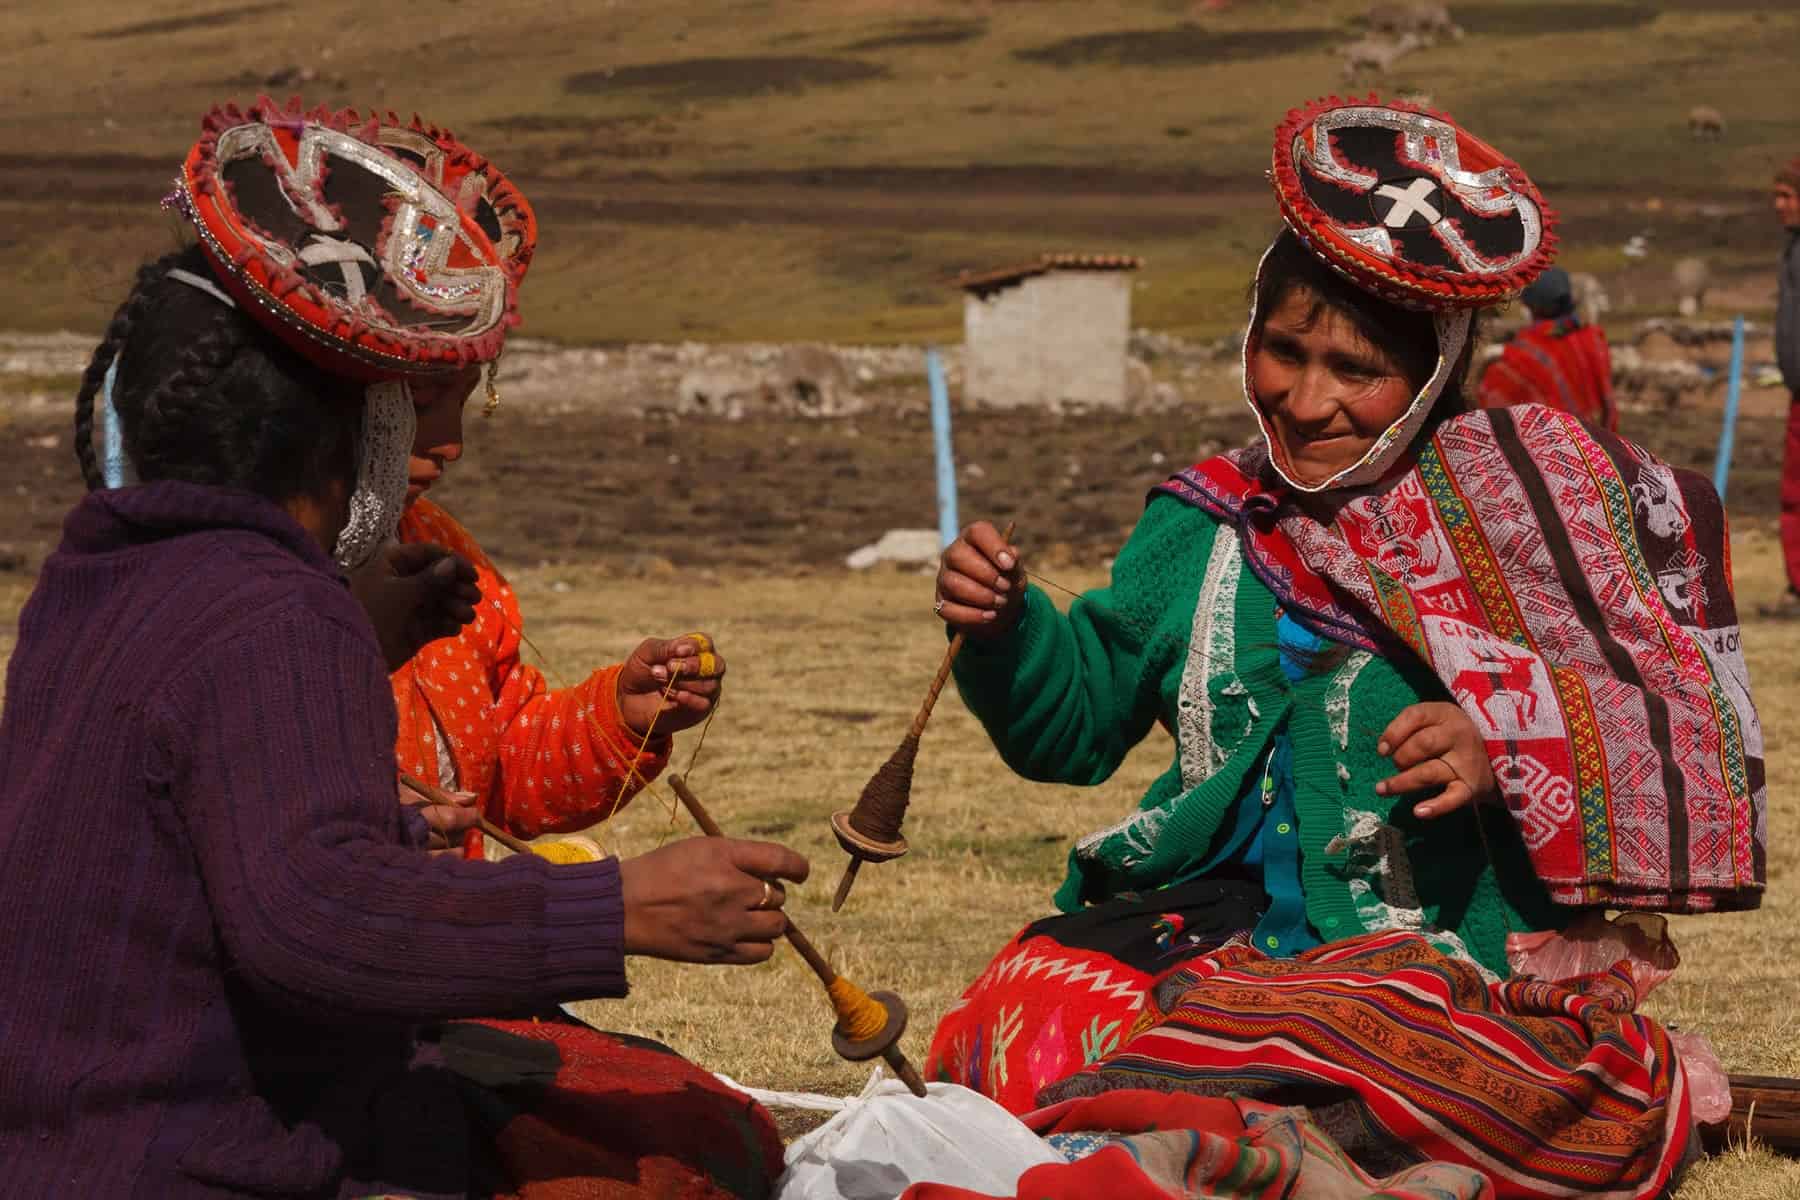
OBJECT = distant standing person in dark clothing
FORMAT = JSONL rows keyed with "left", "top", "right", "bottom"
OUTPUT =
{"left": 1768, "top": 158, "right": 1800, "bottom": 617}
{"left": 1477, "top": 266, "right": 1617, "bottom": 431}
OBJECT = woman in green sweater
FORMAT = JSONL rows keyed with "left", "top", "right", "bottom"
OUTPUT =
{"left": 924, "top": 99, "right": 1763, "bottom": 1114}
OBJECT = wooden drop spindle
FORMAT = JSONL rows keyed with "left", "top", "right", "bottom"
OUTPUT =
{"left": 832, "top": 521, "right": 1017, "bottom": 911}
{"left": 668, "top": 774, "right": 928, "bottom": 1098}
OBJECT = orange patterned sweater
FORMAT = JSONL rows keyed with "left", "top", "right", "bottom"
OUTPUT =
{"left": 392, "top": 498, "right": 668, "bottom": 836}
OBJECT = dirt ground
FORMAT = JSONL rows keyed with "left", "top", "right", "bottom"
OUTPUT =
{"left": 0, "top": 391, "right": 1789, "bottom": 579}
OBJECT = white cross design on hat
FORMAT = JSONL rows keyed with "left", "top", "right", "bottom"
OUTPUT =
{"left": 1373, "top": 177, "right": 1443, "bottom": 229}
{"left": 298, "top": 235, "right": 377, "bottom": 304}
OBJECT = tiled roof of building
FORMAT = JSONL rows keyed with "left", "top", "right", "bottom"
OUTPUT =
{"left": 955, "top": 253, "right": 1142, "bottom": 295}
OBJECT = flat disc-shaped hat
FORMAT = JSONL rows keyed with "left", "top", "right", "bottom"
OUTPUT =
{"left": 172, "top": 96, "right": 520, "bottom": 380}
{"left": 1272, "top": 97, "right": 1557, "bottom": 310}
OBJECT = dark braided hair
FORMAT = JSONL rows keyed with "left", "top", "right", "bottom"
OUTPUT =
{"left": 73, "top": 245, "right": 362, "bottom": 505}
{"left": 73, "top": 249, "right": 187, "bottom": 492}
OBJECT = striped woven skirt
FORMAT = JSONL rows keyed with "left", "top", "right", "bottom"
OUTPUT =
{"left": 1035, "top": 931, "right": 1695, "bottom": 1199}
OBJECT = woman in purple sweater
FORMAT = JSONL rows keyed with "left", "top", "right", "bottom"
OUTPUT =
{"left": 0, "top": 103, "right": 804, "bottom": 1197}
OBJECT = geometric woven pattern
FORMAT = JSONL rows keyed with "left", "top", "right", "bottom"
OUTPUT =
{"left": 1038, "top": 932, "right": 1693, "bottom": 1200}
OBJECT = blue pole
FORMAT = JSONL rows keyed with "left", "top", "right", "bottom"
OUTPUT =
{"left": 927, "top": 347, "right": 959, "bottom": 548}
{"left": 1712, "top": 315, "right": 1746, "bottom": 501}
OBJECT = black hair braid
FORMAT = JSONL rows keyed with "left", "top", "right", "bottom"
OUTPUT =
{"left": 72, "top": 250, "right": 188, "bottom": 491}
{"left": 89, "top": 243, "right": 363, "bottom": 508}
{"left": 129, "top": 307, "right": 244, "bottom": 483}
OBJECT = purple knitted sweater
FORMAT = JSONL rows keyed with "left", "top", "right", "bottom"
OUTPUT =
{"left": 0, "top": 483, "right": 628, "bottom": 1196}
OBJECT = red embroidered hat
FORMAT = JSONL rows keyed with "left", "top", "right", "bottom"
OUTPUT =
{"left": 169, "top": 96, "right": 529, "bottom": 381}
{"left": 1271, "top": 96, "right": 1557, "bottom": 310}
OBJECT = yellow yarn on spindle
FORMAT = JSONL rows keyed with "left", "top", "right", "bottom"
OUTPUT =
{"left": 529, "top": 837, "right": 604, "bottom": 865}
{"left": 825, "top": 976, "right": 890, "bottom": 1041}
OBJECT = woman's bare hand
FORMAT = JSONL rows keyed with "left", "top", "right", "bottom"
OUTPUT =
{"left": 934, "top": 521, "right": 1025, "bottom": 638}
{"left": 617, "top": 633, "right": 725, "bottom": 736}
{"left": 1374, "top": 702, "right": 1497, "bottom": 819}
{"left": 398, "top": 782, "right": 481, "bottom": 856}
{"left": 618, "top": 837, "right": 809, "bottom": 964}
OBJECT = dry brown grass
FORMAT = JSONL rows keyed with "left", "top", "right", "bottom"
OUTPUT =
{"left": 0, "top": 521, "right": 1795, "bottom": 1190}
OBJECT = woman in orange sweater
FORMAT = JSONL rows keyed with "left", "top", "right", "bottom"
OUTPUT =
{"left": 377, "top": 134, "right": 721, "bottom": 840}
{"left": 391, "top": 368, "right": 719, "bottom": 839}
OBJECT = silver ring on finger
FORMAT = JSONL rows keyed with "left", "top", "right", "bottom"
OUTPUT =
{"left": 755, "top": 879, "right": 775, "bottom": 910}
{"left": 933, "top": 596, "right": 945, "bottom": 616}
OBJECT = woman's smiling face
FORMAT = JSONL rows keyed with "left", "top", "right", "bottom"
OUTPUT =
{"left": 1249, "top": 287, "right": 1420, "bottom": 487}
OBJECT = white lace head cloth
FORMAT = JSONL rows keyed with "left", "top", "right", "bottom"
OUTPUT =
{"left": 154, "top": 95, "right": 537, "bottom": 566}
{"left": 1245, "top": 96, "right": 1558, "bottom": 492}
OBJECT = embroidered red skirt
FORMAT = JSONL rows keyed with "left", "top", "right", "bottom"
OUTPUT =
{"left": 925, "top": 879, "right": 1264, "bottom": 1113}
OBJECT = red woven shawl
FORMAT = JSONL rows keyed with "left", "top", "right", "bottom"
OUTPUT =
{"left": 1156, "top": 405, "right": 1764, "bottom": 914}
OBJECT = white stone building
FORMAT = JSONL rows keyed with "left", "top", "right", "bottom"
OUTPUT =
{"left": 957, "top": 254, "right": 1140, "bottom": 409}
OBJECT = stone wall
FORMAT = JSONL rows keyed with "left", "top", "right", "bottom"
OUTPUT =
{"left": 962, "top": 270, "right": 1132, "bottom": 409}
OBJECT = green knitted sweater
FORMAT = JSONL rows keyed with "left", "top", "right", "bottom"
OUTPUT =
{"left": 953, "top": 493, "right": 1564, "bottom": 978}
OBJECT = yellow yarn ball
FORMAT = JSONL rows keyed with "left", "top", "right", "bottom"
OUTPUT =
{"left": 826, "top": 976, "right": 890, "bottom": 1042}
{"left": 529, "top": 837, "right": 604, "bottom": 865}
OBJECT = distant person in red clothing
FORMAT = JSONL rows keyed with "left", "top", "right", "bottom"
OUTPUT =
{"left": 1478, "top": 267, "right": 1616, "bottom": 430}
{"left": 1763, "top": 157, "right": 1800, "bottom": 617}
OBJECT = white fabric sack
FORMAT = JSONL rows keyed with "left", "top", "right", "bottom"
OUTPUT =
{"left": 776, "top": 1071, "right": 1062, "bottom": 1200}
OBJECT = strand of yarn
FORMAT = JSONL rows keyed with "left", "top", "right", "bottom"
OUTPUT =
{"left": 601, "top": 665, "right": 683, "bottom": 832}
{"left": 510, "top": 617, "right": 573, "bottom": 691}
{"left": 656, "top": 695, "right": 722, "bottom": 849}
{"left": 826, "top": 976, "right": 890, "bottom": 1042}
{"left": 684, "top": 692, "right": 721, "bottom": 779}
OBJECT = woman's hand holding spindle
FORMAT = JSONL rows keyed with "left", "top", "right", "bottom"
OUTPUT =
{"left": 1374, "top": 702, "right": 1497, "bottom": 819}
{"left": 618, "top": 837, "right": 809, "bottom": 964}
{"left": 617, "top": 634, "right": 726, "bottom": 736}
{"left": 935, "top": 521, "right": 1025, "bottom": 639}
{"left": 398, "top": 782, "right": 481, "bottom": 856}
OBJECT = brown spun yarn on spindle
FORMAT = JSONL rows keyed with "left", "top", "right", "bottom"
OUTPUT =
{"left": 847, "top": 731, "right": 918, "bottom": 846}
{"left": 834, "top": 522, "right": 1016, "bottom": 911}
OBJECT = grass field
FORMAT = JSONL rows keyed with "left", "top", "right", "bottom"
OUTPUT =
{"left": 3, "top": 0, "right": 1798, "bottom": 343}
